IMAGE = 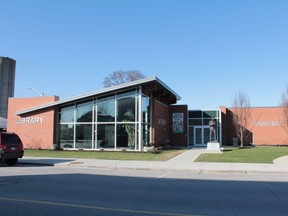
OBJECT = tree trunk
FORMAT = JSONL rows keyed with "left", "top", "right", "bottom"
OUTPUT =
{"left": 240, "top": 127, "right": 244, "bottom": 148}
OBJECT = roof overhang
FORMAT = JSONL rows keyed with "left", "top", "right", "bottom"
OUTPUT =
{"left": 16, "top": 76, "right": 181, "bottom": 115}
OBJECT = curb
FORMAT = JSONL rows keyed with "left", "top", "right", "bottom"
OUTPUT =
{"left": 57, "top": 163, "right": 288, "bottom": 175}
{"left": 18, "top": 151, "right": 288, "bottom": 175}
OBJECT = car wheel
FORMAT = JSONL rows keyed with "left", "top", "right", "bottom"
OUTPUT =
{"left": 5, "top": 158, "right": 18, "bottom": 166}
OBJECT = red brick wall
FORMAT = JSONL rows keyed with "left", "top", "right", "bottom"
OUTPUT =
{"left": 7, "top": 96, "right": 59, "bottom": 149}
{"left": 152, "top": 100, "right": 170, "bottom": 147}
{"left": 222, "top": 106, "right": 288, "bottom": 145}
{"left": 220, "top": 106, "right": 227, "bottom": 145}
{"left": 220, "top": 107, "right": 237, "bottom": 145}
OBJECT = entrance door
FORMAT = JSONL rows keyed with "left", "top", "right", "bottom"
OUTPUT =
{"left": 194, "top": 126, "right": 210, "bottom": 146}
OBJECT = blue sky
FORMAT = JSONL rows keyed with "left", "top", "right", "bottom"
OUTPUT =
{"left": 1, "top": 0, "right": 287, "bottom": 109}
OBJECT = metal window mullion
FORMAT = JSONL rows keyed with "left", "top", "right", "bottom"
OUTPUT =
{"left": 219, "top": 109, "right": 222, "bottom": 145}
{"left": 92, "top": 103, "right": 95, "bottom": 149}
{"left": 114, "top": 95, "right": 117, "bottom": 150}
{"left": 73, "top": 106, "right": 76, "bottom": 149}
{"left": 138, "top": 87, "right": 142, "bottom": 151}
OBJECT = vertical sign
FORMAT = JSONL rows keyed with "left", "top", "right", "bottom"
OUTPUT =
{"left": 172, "top": 113, "right": 184, "bottom": 133}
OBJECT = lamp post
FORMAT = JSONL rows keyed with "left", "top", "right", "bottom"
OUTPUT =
{"left": 27, "top": 87, "right": 44, "bottom": 96}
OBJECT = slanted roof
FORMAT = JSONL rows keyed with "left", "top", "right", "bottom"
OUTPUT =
{"left": 16, "top": 76, "right": 181, "bottom": 115}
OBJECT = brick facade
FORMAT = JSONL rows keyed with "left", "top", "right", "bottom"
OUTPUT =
{"left": 7, "top": 96, "right": 59, "bottom": 149}
{"left": 221, "top": 106, "right": 288, "bottom": 145}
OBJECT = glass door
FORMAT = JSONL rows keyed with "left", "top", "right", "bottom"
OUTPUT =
{"left": 194, "top": 127, "right": 203, "bottom": 146}
{"left": 194, "top": 126, "right": 210, "bottom": 146}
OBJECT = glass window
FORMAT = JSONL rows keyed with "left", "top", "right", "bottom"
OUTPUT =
{"left": 75, "top": 124, "right": 92, "bottom": 149}
{"left": 97, "top": 96, "right": 115, "bottom": 122}
{"left": 189, "top": 111, "right": 202, "bottom": 118}
{"left": 117, "top": 94, "right": 136, "bottom": 122}
{"left": 142, "top": 124, "right": 150, "bottom": 146}
{"left": 97, "top": 124, "right": 114, "bottom": 149}
{"left": 59, "top": 124, "right": 74, "bottom": 149}
{"left": 189, "top": 119, "right": 202, "bottom": 125}
{"left": 59, "top": 105, "right": 75, "bottom": 123}
{"left": 203, "top": 110, "right": 217, "bottom": 118}
{"left": 117, "top": 123, "right": 135, "bottom": 149}
{"left": 76, "top": 101, "right": 93, "bottom": 123}
{"left": 142, "top": 95, "right": 151, "bottom": 124}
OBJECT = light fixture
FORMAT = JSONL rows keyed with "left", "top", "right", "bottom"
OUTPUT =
{"left": 27, "top": 87, "right": 44, "bottom": 96}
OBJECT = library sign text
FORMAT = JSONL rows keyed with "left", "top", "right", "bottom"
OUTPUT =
{"left": 16, "top": 117, "right": 44, "bottom": 124}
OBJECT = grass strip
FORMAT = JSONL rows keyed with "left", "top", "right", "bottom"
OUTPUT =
{"left": 196, "top": 146, "right": 288, "bottom": 163}
{"left": 24, "top": 149, "right": 186, "bottom": 161}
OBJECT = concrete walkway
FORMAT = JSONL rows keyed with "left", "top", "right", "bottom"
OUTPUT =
{"left": 19, "top": 148, "right": 288, "bottom": 174}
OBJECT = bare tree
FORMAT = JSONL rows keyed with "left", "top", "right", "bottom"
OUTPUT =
{"left": 281, "top": 85, "right": 288, "bottom": 137}
{"left": 103, "top": 70, "right": 146, "bottom": 88}
{"left": 232, "top": 91, "right": 252, "bottom": 148}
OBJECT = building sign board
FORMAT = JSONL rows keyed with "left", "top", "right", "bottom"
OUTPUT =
{"left": 172, "top": 113, "right": 184, "bottom": 133}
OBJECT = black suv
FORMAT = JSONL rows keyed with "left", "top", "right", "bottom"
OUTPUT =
{"left": 0, "top": 132, "right": 24, "bottom": 165}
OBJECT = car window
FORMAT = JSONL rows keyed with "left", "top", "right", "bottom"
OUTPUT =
{"left": 1, "top": 134, "right": 22, "bottom": 145}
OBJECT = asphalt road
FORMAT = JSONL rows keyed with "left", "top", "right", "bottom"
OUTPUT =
{"left": 1, "top": 164, "right": 288, "bottom": 216}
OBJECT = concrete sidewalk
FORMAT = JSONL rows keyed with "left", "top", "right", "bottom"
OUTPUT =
{"left": 19, "top": 148, "right": 288, "bottom": 174}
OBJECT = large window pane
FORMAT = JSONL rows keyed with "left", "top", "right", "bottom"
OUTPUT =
{"left": 189, "top": 119, "right": 202, "bottom": 125}
{"left": 117, "top": 96, "right": 135, "bottom": 122}
{"left": 75, "top": 124, "right": 92, "bottom": 149}
{"left": 189, "top": 127, "right": 194, "bottom": 145}
{"left": 76, "top": 101, "right": 93, "bottom": 123}
{"left": 59, "top": 106, "right": 75, "bottom": 123}
{"left": 189, "top": 111, "right": 202, "bottom": 118}
{"left": 142, "top": 124, "right": 150, "bottom": 146}
{"left": 142, "top": 95, "right": 151, "bottom": 124}
{"left": 97, "top": 96, "right": 115, "bottom": 122}
{"left": 203, "top": 110, "right": 217, "bottom": 118}
{"left": 59, "top": 124, "right": 74, "bottom": 149}
{"left": 117, "top": 124, "right": 135, "bottom": 149}
{"left": 97, "top": 124, "right": 114, "bottom": 149}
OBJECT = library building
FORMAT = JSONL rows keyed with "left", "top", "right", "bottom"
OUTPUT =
{"left": 7, "top": 77, "right": 288, "bottom": 151}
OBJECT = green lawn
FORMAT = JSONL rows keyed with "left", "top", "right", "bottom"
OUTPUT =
{"left": 24, "top": 146, "right": 288, "bottom": 163}
{"left": 24, "top": 149, "right": 186, "bottom": 161}
{"left": 195, "top": 146, "right": 288, "bottom": 163}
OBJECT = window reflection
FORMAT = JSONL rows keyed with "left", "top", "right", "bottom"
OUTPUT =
{"left": 97, "top": 124, "right": 114, "bottom": 149}
{"left": 117, "top": 124, "right": 135, "bottom": 149}
{"left": 142, "top": 124, "right": 150, "bottom": 146}
{"left": 59, "top": 106, "right": 74, "bottom": 123}
{"left": 60, "top": 124, "right": 74, "bottom": 149}
{"left": 75, "top": 124, "right": 92, "bottom": 149}
{"left": 76, "top": 101, "right": 93, "bottom": 123}
{"left": 58, "top": 90, "right": 150, "bottom": 150}
{"left": 117, "top": 97, "right": 135, "bottom": 122}
{"left": 142, "top": 96, "right": 150, "bottom": 123}
{"left": 97, "top": 96, "right": 115, "bottom": 122}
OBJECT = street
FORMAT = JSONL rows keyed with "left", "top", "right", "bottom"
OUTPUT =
{"left": 1, "top": 163, "right": 288, "bottom": 216}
